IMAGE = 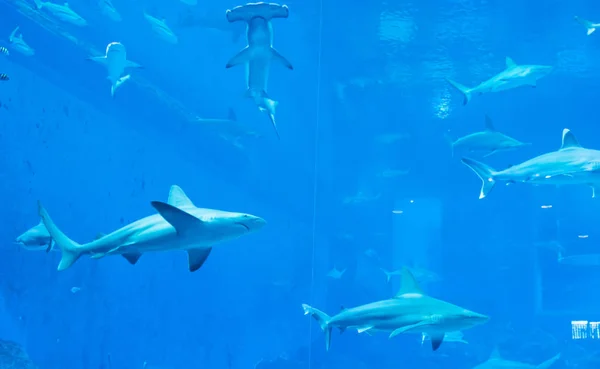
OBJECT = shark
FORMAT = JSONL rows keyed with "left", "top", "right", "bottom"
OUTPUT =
{"left": 32, "top": 0, "right": 87, "bottom": 26}
{"left": 574, "top": 16, "right": 600, "bottom": 36}
{"left": 326, "top": 266, "right": 346, "bottom": 279}
{"left": 462, "top": 128, "right": 600, "bottom": 199}
{"left": 446, "top": 57, "right": 552, "bottom": 105}
{"left": 15, "top": 220, "right": 54, "bottom": 252}
{"left": 302, "top": 267, "right": 488, "bottom": 351}
{"left": 88, "top": 42, "right": 142, "bottom": 97}
{"left": 225, "top": 2, "right": 293, "bottom": 140}
{"left": 446, "top": 115, "right": 530, "bottom": 157}
{"left": 9, "top": 27, "right": 34, "bottom": 56}
{"left": 98, "top": 0, "right": 121, "bottom": 22}
{"left": 37, "top": 185, "right": 266, "bottom": 272}
{"left": 144, "top": 13, "right": 178, "bottom": 44}
{"left": 472, "top": 347, "right": 560, "bottom": 369}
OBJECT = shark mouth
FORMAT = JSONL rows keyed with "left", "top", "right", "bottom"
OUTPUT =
{"left": 236, "top": 222, "right": 250, "bottom": 231}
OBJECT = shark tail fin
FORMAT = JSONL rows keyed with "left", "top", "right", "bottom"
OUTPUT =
{"left": 575, "top": 16, "right": 597, "bottom": 35}
{"left": 536, "top": 354, "right": 561, "bottom": 369}
{"left": 302, "top": 304, "right": 332, "bottom": 351}
{"left": 379, "top": 268, "right": 392, "bottom": 283}
{"left": 37, "top": 201, "right": 85, "bottom": 271}
{"left": 446, "top": 78, "right": 472, "bottom": 105}
{"left": 111, "top": 75, "right": 131, "bottom": 97}
{"left": 460, "top": 157, "right": 498, "bottom": 199}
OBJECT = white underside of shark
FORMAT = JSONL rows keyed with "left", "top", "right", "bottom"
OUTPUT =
{"left": 302, "top": 267, "right": 488, "bottom": 351}
{"left": 37, "top": 185, "right": 266, "bottom": 272}
{"left": 225, "top": 2, "right": 293, "bottom": 139}
{"left": 446, "top": 57, "right": 552, "bottom": 105}
{"left": 462, "top": 128, "right": 600, "bottom": 199}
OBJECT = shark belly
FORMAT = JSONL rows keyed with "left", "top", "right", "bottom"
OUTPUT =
{"left": 246, "top": 54, "right": 270, "bottom": 96}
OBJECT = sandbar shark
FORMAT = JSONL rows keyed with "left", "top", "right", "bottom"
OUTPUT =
{"left": 88, "top": 42, "right": 142, "bottom": 97}
{"left": 446, "top": 115, "right": 530, "bottom": 157}
{"left": 225, "top": 2, "right": 293, "bottom": 139}
{"left": 462, "top": 128, "right": 600, "bottom": 199}
{"left": 37, "top": 185, "right": 266, "bottom": 272}
{"left": 302, "top": 267, "right": 488, "bottom": 351}
{"left": 9, "top": 27, "right": 34, "bottom": 56}
{"left": 32, "top": 0, "right": 87, "bottom": 26}
{"left": 446, "top": 57, "right": 552, "bottom": 105}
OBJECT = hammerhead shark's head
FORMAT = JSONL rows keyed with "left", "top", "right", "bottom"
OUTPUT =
{"left": 225, "top": 2, "right": 293, "bottom": 139}
{"left": 302, "top": 267, "right": 488, "bottom": 351}
{"left": 33, "top": 0, "right": 87, "bottom": 26}
{"left": 88, "top": 42, "right": 142, "bottom": 97}
{"left": 472, "top": 347, "right": 560, "bottom": 369}
{"left": 462, "top": 128, "right": 600, "bottom": 199}
{"left": 447, "top": 114, "right": 530, "bottom": 157}
{"left": 446, "top": 57, "right": 552, "bottom": 105}
{"left": 37, "top": 185, "right": 266, "bottom": 272}
{"left": 15, "top": 220, "right": 54, "bottom": 252}
{"left": 9, "top": 27, "right": 34, "bottom": 56}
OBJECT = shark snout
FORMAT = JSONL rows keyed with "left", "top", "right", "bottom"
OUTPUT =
{"left": 237, "top": 215, "right": 266, "bottom": 232}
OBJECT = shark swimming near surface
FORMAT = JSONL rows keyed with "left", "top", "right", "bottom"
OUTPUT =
{"left": 446, "top": 57, "right": 552, "bottom": 105}
{"left": 88, "top": 42, "right": 142, "bottom": 97}
{"left": 462, "top": 128, "right": 600, "bottom": 199}
{"left": 302, "top": 267, "right": 488, "bottom": 351}
{"left": 446, "top": 115, "right": 530, "bottom": 157}
{"left": 37, "top": 185, "right": 266, "bottom": 272}
{"left": 225, "top": 2, "right": 293, "bottom": 139}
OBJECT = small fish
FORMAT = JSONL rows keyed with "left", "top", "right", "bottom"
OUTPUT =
{"left": 0, "top": 47, "right": 9, "bottom": 56}
{"left": 70, "top": 286, "right": 81, "bottom": 293}
{"left": 0, "top": 74, "right": 9, "bottom": 81}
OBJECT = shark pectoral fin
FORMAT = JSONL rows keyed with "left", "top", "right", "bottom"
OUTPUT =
{"left": 125, "top": 60, "right": 143, "bottom": 69}
{"left": 428, "top": 332, "right": 445, "bottom": 351}
{"left": 187, "top": 247, "right": 212, "bottom": 272}
{"left": 151, "top": 201, "right": 206, "bottom": 236}
{"left": 87, "top": 56, "right": 107, "bottom": 64}
{"left": 270, "top": 47, "right": 293, "bottom": 70}
{"left": 167, "top": 185, "right": 195, "bottom": 208}
{"left": 356, "top": 326, "right": 373, "bottom": 334}
{"left": 225, "top": 46, "right": 251, "bottom": 68}
{"left": 121, "top": 252, "right": 142, "bottom": 265}
{"left": 389, "top": 321, "right": 430, "bottom": 339}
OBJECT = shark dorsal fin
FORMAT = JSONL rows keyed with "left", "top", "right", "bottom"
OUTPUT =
{"left": 167, "top": 185, "right": 195, "bottom": 208}
{"left": 489, "top": 346, "right": 502, "bottom": 359}
{"left": 395, "top": 267, "right": 424, "bottom": 297}
{"left": 505, "top": 57, "right": 516, "bottom": 68}
{"left": 560, "top": 129, "right": 582, "bottom": 149}
{"left": 484, "top": 114, "right": 496, "bottom": 131}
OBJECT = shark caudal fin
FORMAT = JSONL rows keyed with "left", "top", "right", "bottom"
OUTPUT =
{"left": 460, "top": 157, "right": 498, "bottom": 199}
{"left": 446, "top": 78, "right": 473, "bottom": 105}
{"left": 575, "top": 16, "right": 598, "bottom": 36}
{"left": 302, "top": 304, "right": 333, "bottom": 351}
{"left": 37, "top": 201, "right": 85, "bottom": 271}
{"left": 110, "top": 75, "right": 130, "bottom": 97}
{"left": 537, "top": 354, "right": 561, "bottom": 369}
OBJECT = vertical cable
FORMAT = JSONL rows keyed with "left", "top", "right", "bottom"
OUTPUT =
{"left": 308, "top": 0, "right": 324, "bottom": 367}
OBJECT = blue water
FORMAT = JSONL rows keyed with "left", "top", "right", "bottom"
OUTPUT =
{"left": 1, "top": 0, "right": 600, "bottom": 368}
